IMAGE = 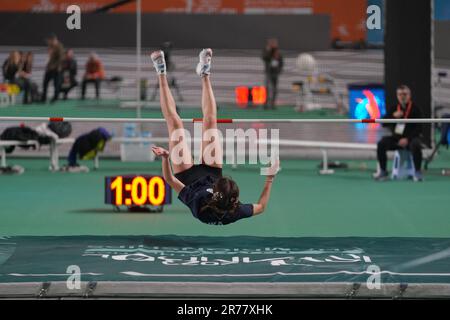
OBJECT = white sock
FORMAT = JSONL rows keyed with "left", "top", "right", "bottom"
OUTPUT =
{"left": 151, "top": 51, "right": 166, "bottom": 75}
{"left": 196, "top": 48, "right": 212, "bottom": 77}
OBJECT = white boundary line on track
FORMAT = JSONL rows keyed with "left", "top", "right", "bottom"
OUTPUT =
{"left": 2, "top": 271, "right": 450, "bottom": 278}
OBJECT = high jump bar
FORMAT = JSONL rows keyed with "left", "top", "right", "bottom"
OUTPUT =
{"left": 0, "top": 117, "right": 449, "bottom": 124}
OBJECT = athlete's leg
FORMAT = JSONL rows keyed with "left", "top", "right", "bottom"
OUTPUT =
{"left": 197, "top": 49, "right": 223, "bottom": 168}
{"left": 151, "top": 51, "right": 193, "bottom": 174}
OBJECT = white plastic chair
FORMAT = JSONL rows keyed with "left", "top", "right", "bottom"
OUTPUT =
{"left": 391, "top": 149, "right": 416, "bottom": 180}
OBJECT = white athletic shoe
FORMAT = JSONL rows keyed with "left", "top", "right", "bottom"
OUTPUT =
{"left": 0, "top": 165, "right": 24, "bottom": 175}
{"left": 69, "top": 165, "right": 89, "bottom": 173}
{"left": 150, "top": 50, "right": 166, "bottom": 75}
{"left": 196, "top": 48, "right": 212, "bottom": 77}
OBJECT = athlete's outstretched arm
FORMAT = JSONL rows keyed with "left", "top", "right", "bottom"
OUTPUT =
{"left": 253, "top": 177, "right": 274, "bottom": 215}
{"left": 253, "top": 160, "right": 280, "bottom": 215}
{"left": 152, "top": 146, "right": 185, "bottom": 193}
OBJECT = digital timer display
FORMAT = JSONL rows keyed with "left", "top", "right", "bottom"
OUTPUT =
{"left": 105, "top": 175, "right": 171, "bottom": 207}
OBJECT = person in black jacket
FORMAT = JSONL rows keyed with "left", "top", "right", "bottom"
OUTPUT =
{"left": 262, "top": 38, "right": 283, "bottom": 109}
{"left": 2, "top": 51, "right": 20, "bottom": 83}
{"left": 374, "top": 85, "right": 424, "bottom": 181}
{"left": 60, "top": 49, "right": 78, "bottom": 100}
{"left": 3, "top": 51, "right": 37, "bottom": 104}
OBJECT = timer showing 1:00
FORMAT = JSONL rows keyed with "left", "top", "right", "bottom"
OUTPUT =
{"left": 105, "top": 175, "right": 172, "bottom": 207}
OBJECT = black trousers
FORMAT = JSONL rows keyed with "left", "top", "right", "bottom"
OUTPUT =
{"left": 265, "top": 74, "right": 278, "bottom": 108}
{"left": 377, "top": 136, "right": 423, "bottom": 172}
{"left": 15, "top": 77, "right": 32, "bottom": 104}
{"left": 81, "top": 79, "right": 101, "bottom": 99}
{"left": 60, "top": 80, "right": 78, "bottom": 99}
{"left": 42, "top": 70, "right": 61, "bottom": 102}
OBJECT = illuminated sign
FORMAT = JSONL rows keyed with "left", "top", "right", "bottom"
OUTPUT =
{"left": 105, "top": 175, "right": 171, "bottom": 207}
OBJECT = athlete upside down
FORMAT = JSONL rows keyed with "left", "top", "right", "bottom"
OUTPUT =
{"left": 150, "top": 48, "right": 280, "bottom": 225}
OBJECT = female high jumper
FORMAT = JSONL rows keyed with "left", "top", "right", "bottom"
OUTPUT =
{"left": 150, "top": 49, "right": 280, "bottom": 225}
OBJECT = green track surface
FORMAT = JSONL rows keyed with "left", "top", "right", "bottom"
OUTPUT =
{"left": 1, "top": 100, "right": 449, "bottom": 238}
{"left": 1, "top": 156, "right": 449, "bottom": 238}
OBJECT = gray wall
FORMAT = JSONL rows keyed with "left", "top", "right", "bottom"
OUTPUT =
{"left": 435, "top": 21, "right": 450, "bottom": 60}
{"left": 0, "top": 13, "right": 330, "bottom": 51}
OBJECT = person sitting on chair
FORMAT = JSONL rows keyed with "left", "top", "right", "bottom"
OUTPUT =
{"left": 2, "top": 51, "right": 20, "bottom": 83}
{"left": 81, "top": 53, "right": 105, "bottom": 100}
{"left": 373, "top": 85, "right": 424, "bottom": 182}
{"left": 17, "top": 52, "right": 39, "bottom": 104}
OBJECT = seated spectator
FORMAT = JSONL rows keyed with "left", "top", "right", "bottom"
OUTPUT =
{"left": 60, "top": 49, "right": 78, "bottom": 100}
{"left": 2, "top": 51, "right": 20, "bottom": 83}
{"left": 17, "top": 52, "right": 39, "bottom": 104}
{"left": 373, "top": 85, "right": 424, "bottom": 182}
{"left": 81, "top": 53, "right": 105, "bottom": 100}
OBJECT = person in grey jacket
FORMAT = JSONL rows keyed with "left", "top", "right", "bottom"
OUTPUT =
{"left": 262, "top": 38, "right": 283, "bottom": 109}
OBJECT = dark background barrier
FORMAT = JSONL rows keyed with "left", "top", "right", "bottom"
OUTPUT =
{"left": 0, "top": 13, "right": 331, "bottom": 51}
{"left": 435, "top": 21, "right": 450, "bottom": 60}
{"left": 385, "top": 0, "right": 432, "bottom": 146}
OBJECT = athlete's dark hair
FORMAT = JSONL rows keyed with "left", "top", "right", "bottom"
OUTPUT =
{"left": 199, "top": 177, "right": 240, "bottom": 221}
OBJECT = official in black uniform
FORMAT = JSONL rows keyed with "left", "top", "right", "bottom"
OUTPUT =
{"left": 374, "top": 85, "right": 424, "bottom": 181}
